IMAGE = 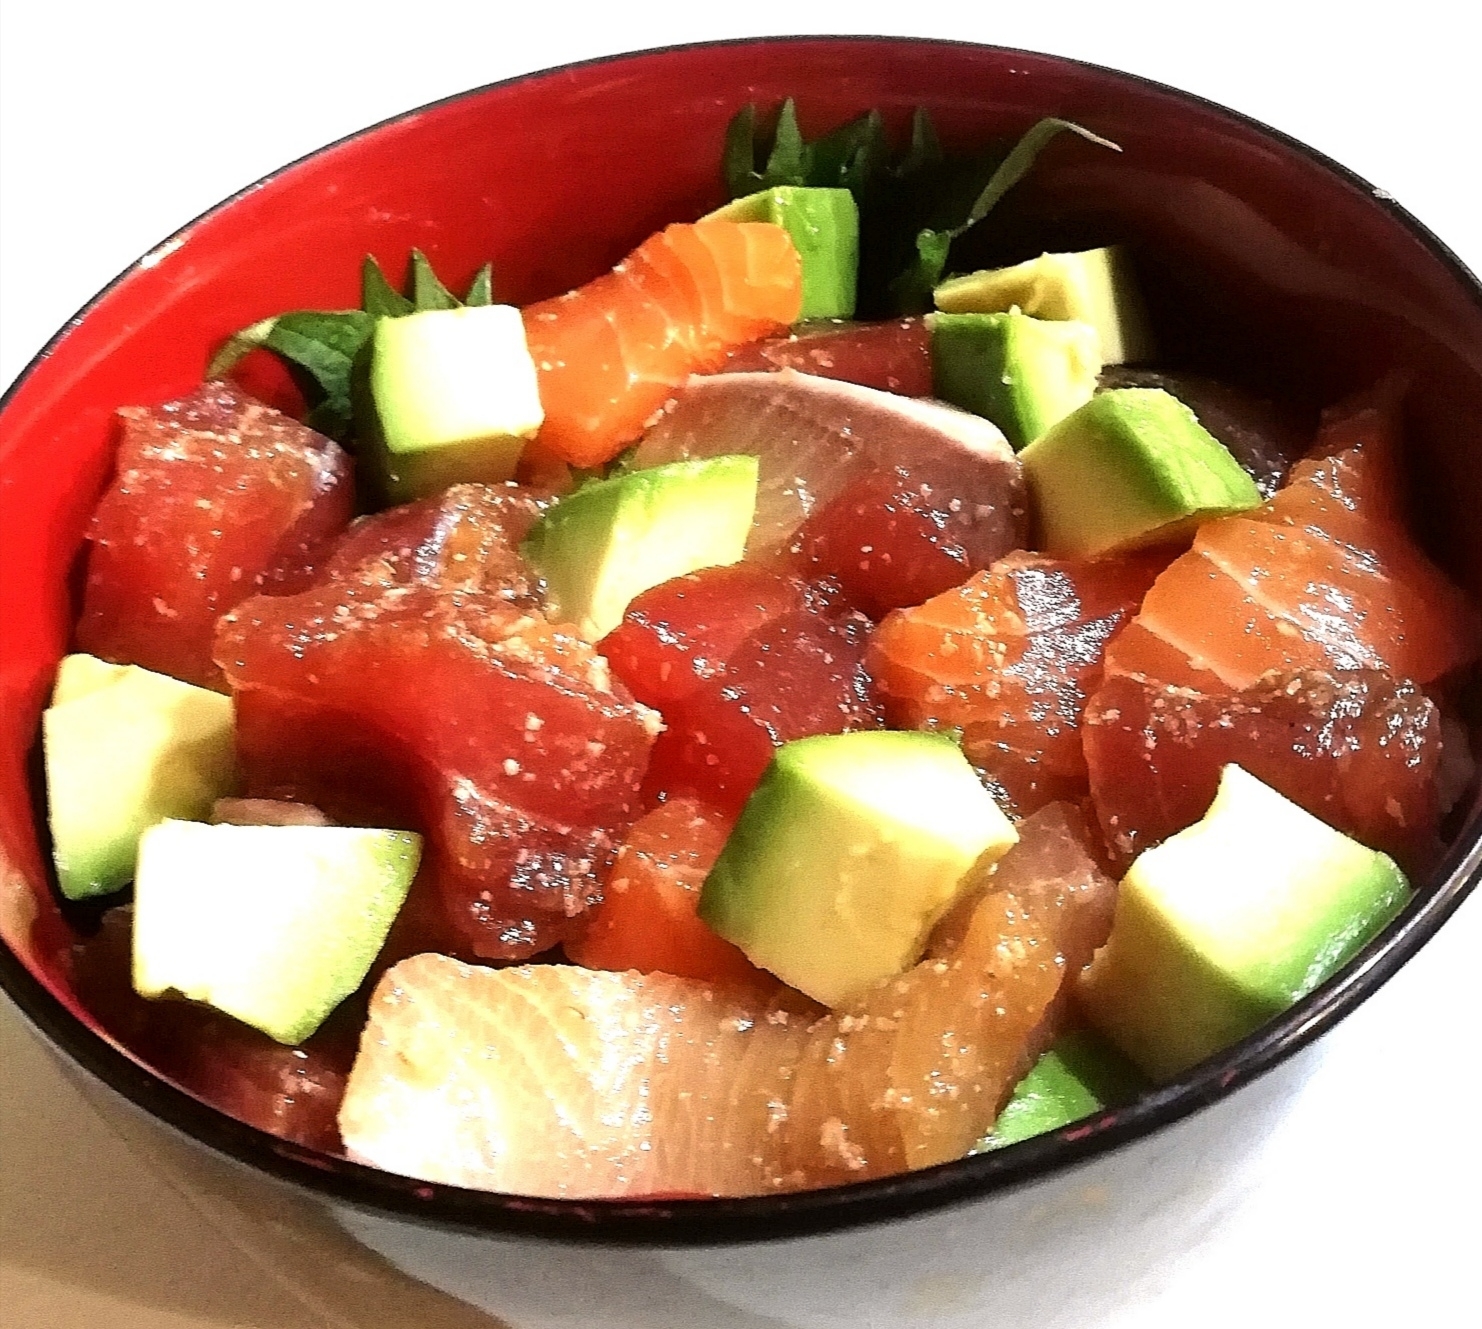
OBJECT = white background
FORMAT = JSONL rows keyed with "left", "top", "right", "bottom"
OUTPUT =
{"left": 2, "top": 3, "right": 1479, "bottom": 1326}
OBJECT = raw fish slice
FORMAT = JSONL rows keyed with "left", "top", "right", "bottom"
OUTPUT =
{"left": 523, "top": 221, "right": 802, "bottom": 467}
{"left": 643, "top": 606, "right": 883, "bottom": 813}
{"left": 1083, "top": 668, "right": 1442, "bottom": 868}
{"left": 565, "top": 798, "right": 768, "bottom": 990}
{"left": 1109, "top": 390, "right": 1480, "bottom": 690}
{"left": 599, "top": 564, "right": 813, "bottom": 709}
{"left": 340, "top": 877, "right": 1069, "bottom": 1198}
{"left": 722, "top": 318, "right": 933, "bottom": 397}
{"left": 77, "top": 382, "right": 353, "bottom": 689}
{"left": 631, "top": 370, "right": 1026, "bottom": 560}
{"left": 867, "top": 551, "right": 1166, "bottom": 818}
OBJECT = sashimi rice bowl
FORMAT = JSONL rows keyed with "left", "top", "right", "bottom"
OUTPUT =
{"left": 2, "top": 38, "right": 1481, "bottom": 1242}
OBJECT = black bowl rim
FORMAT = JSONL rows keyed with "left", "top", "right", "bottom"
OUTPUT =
{"left": 2, "top": 33, "right": 1480, "bottom": 1248}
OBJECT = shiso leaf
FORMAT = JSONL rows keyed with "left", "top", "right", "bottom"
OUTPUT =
{"left": 361, "top": 255, "right": 414, "bottom": 317}
{"left": 410, "top": 249, "right": 461, "bottom": 311}
{"left": 464, "top": 263, "right": 495, "bottom": 307}
{"left": 205, "top": 310, "right": 375, "bottom": 439}
{"left": 890, "top": 117, "right": 1121, "bottom": 311}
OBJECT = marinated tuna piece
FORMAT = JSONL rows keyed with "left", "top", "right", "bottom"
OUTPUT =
{"left": 599, "top": 564, "right": 813, "bottom": 709}
{"left": 1105, "top": 394, "right": 1482, "bottom": 691}
{"left": 630, "top": 370, "right": 1026, "bottom": 559}
{"left": 565, "top": 797, "right": 771, "bottom": 990}
{"left": 321, "top": 481, "right": 547, "bottom": 599}
{"left": 340, "top": 878, "right": 1071, "bottom": 1197}
{"left": 721, "top": 318, "right": 933, "bottom": 396}
{"left": 77, "top": 382, "right": 353, "bottom": 689}
{"left": 215, "top": 497, "right": 658, "bottom": 960}
{"left": 73, "top": 909, "right": 353, "bottom": 1153}
{"left": 523, "top": 221, "right": 802, "bottom": 468}
{"left": 1099, "top": 368, "right": 1312, "bottom": 497}
{"left": 642, "top": 603, "right": 883, "bottom": 813}
{"left": 1083, "top": 668, "right": 1443, "bottom": 869}
{"left": 868, "top": 551, "right": 1168, "bottom": 818}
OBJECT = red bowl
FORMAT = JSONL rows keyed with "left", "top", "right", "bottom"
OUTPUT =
{"left": 2, "top": 37, "right": 1481, "bottom": 1248}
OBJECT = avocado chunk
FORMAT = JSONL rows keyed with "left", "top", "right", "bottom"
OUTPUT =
{"left": 708, "top": 186, "right": 859, "bottom": 319}
{"left": 43, "top": 656, "right": 237, "bottom": 900}
{"left": 521, "top": 455, "right": 759, "bottom": 640}
{"left": 369, "top": 304, "right": 543, "bottom": 502}
{"left": 929, "top": 311, "right": 1100, "bottom": 448}
{"left": 1020, "top": 387, "right": 1262, "bottom": 557}
{"left": 978, "top": 1029, "right": 1147, "bottom": 1149}
{"left": 133, "top": 819, "right": 422, "bottom": 1044}
{"left": 934, "top": 246, "right": 1152, "bottom": 365}
{"left": 1078, "top": 764, "right": 1411, "bottom": 1081}
{"left": 699, "top": 731, "right": 1017, "bottom": 1007}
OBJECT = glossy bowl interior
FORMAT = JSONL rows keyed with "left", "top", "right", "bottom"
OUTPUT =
{"left": 2, "top": 37, "right": 1481, "bottom": 1245}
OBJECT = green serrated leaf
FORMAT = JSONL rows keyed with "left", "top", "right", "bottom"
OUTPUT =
{"left": 760, "top": 99, "right": 809, "bottom": 189}
{"left": 809, "top": 109, "right": 887, "bottom": 193}
{"left": 896, "top": 108, "right": 943, "bottom": 179}
{"left": 890, "top": 117, "right": 1120, "bottom": 310}
{"left": 362, "top": 255, "right": 414, "bottom": 317}
{"left": 723, "top": 102, "right": 761, "bottom": 198}
{"left": 961, "top": 117, "right": 1119, "bottom": 231}
{"left": 206, "top": 309, "right": 374, "bottom": 439}
{"left": 410, "top": 250, "right": 461, "bottom": 311}
{"left": 206, "top": 316, "right": 281, "bottom": 380}
{"left": 464, "top": 263, "right": 494, "bottom": 307}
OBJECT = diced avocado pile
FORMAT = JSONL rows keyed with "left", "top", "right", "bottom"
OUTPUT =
{"left": 42, "top": 654, "right": 422, "bottom": 1045}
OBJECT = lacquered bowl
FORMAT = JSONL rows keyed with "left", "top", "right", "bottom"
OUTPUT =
{"left": 2, "top": 36, "right": 1481, "bottom": 1328}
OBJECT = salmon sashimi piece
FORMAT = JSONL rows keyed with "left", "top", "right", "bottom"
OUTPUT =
{"left": 631, "top": 369, "right": 1026, "bottom": 560}
{"left": 340, "top": 876, "right": 1072, "bottom": 1198}
{"left": 523, "top": 221, "right": 802, "bottom": 468}
{"left": 564, "top": 797, "right": 771, "bottom": 991}
{"left": 868, "top": 551, "right": 1169, "bottom": 818}
{"left": 1083, "top": 669, "right": 1442, "bottom": 869}
{"left": 1107, "top": 395, "right": 1480, "bottom": 690}
{"left": 77, "top": 382, "right": 353, "bottom": 689}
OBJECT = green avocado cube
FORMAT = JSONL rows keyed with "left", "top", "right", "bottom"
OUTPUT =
{"left": 1078, "top": 765, "right": 1411, "bottom": 1082}
{"left": 708, "top": 186, "right": 859, "bottom": 319}
{"left": 1021, "top": 387, "right": 1262, "bottom": 557}
{"left": 933, "top": 245, "right": 1152, "bottom": 365}
{"left": 929, "top": 311, "right": 1101, "bottom": 448}
{"left": 133, "top": 820, "right": 422, "bottom": 1045}
{"left": 43, "top": 656, "right": 237, "bottom": 900}
{"left": 521, "top": 455, "right": 759, "bottom": 640}
{"left": 369, "top": 304, "right": 543, "bottom": 502}
{"left": 979, "top": 1029, "right": 1147, "bottom": 1150}
{"left": 700, "top": 731, "right": 1018, "bottom": 1007}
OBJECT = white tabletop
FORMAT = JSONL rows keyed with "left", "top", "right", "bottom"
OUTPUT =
{"left": 3, "top": 4, "right": 1479, "bottom": 1326}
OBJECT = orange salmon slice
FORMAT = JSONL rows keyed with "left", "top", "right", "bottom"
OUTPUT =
{"left": 523, "top": 221, "right": 802, "bottom": 468}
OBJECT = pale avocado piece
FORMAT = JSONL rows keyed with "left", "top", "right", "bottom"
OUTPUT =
{"left": 1021, "top": 387, "right": 1262, "bottom": 558}
{"left": 521, "top": 455, "right": 759, "bottom": 640}
{"left": 934, "top": 246, "right": 1152, "bottom": 365}
{"left": 1078, "top": 765, "right": 1411, "bottom": 1082}
{"left": 978, "top": 1029, "right": 1146, "bottom": 1150}
{"left": 43, "top": 659, "right": 237, "bottom": 900}
{"left": 929, "top": 311, "right": 1101, "bottom": 449}
{"left": 50, "top": 652, "right": 131, "bottom": 707}
{"left": 708, "top": 186, "right": 859, "bottom": 319}
{"left": 133, "top": 820, "right": 422, "bottom": 1045}
{"left": 700, "top": 731, "right": 1018, "bottom": 1007}
{"left": 369, "top": 304, "right": 543, "bottom": 503}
